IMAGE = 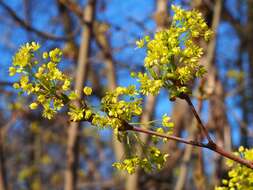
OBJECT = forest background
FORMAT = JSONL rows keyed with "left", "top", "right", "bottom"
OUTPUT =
{"left": 0, "top": 0, "right": 252, "bottom": 190}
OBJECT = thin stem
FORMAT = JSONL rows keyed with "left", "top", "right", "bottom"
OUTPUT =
{"left": 130, "top": 126, "right": 253, "bottom": 169}
{"left": 179, "top": 95, "right": 253, "bottom": 168}
{"left": 181, "top": 94, "right": 214, "bottom": 144}
{"left": 209, "top": 145, "right": 253, "bottom": 169}
{"left": 131, "top": 126, "right": 207, "bottom": 148}
{"left": 130, "top": 94, "right": 253, "bottom": 169}
{"left": 129, "top": 119, "right": 160, "bottom": 126}
{"left": 79, "top": 97, "right": 253, "bottom": 169}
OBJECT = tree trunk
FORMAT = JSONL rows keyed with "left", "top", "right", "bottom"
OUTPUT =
{"left": 204, "top": 0, "right": 230, "bottom": 187}
{"left": 0, "top": 129, "right": 7, "bottom": 190}
{"left": 245, "top": 0, "right": 253, "bottom": 145}
{"left": 64, "top": 1, "right": 96, "bottom": 190}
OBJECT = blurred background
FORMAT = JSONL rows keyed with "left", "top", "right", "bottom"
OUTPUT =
{"left": 0, "top": 0, "right": 252, "bottom": 189}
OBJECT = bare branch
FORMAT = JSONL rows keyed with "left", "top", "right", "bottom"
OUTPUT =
{"left": 0, "top": 1, "right": 80, "bottom": 41}
{"left": 180, "top": 94, "right": 214, "bottom": 144}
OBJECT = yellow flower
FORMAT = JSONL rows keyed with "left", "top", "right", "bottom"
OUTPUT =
{"left": 69, "top": 91, "right": 79, "bottom": 100}
{"left": 29, "top": 102, "right": 38, "bottom": 110}
{"left": 13, "top": 83, "right": 20, "bottom": 89}
{"left": 62, "top": 79, "right": 71, "bottom": 91}
{"left": 162, "top": 114, "right": 174, "bottom": 128}
{"left": 9, "top": 67, "right": 16, "bottom": 76}
{"left": 42, "top": 52, "right": 48, "bottom": 59}
{"left": 239, "top": 146, "right": 244, "bottom": 152}
{"left": 136, "top": 39, "right": 145, "bottom": 48}
{"left": 83, "top": 87, "right": 92, "bottom": 96}
{"left": 37, "top": 95, "right": 45, "bottom": 103}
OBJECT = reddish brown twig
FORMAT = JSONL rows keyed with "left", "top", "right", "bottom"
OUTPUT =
{"left": 77, "top": 95, "right": 253, "bottom": 170}
{"left": 129, "top": 126, "right": 253, "bottom": 169}
{"left": 179, "top": 93, "right": 214, "bottom": 144}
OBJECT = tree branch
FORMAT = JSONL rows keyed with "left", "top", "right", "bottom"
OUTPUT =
{"left": 79, "top": 105, "right": 253, "bottom": 169}
{"left": 58, "top": 0, "right": 253, "bottom": 171}
{"left": 180, "top": 94, "right": 214, "bottom": 144}
{"left": 131, "top": 126, "right": 207, "bottom": 148}
{"left": 0, "top": 1, "right": 80, "bottom": 41}
{"left": 129, "top": 126, "right": 253, "bottom": 169}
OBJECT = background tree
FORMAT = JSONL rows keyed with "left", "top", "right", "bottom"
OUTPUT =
{"left": 0, "top": 0, "right": 252, "bottom": 190}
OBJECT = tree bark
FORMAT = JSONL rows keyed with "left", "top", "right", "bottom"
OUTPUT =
{"left": 0, "top": 129, "right": 7, "bottom": 190}
{"left": 64, "top": 1, "right": 96, "bottom": 190}
{"left": 57, "top": 0, "right": 78, "bottom": 60}
{"left": 244, "top": 0, "right": 253, "bottom": 145}
{"left": 203, "top": 0, "right": 229, "bottom": 187}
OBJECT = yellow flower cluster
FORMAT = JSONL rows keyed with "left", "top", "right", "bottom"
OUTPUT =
{"left": 113, "top": 146, "right": 168, "bottom": 174}
{"left": 10, "top": 42, "right": 73, "bottom": 119}
{"left": 215, "top": 147, "right": 253, "bottom": 190}
{"left": 101, "top": 86, "right": 142, "bottom": 121}
{"left": 136, "top": 5, "right": 211, "bottom": 98}
{"left": 9, "top": 5, "right": 213, "bottom": 175}
{"left": 136, "top": 72, "right": 163, "bottom": 95}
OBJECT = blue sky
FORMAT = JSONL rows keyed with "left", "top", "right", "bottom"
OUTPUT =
{"left": 0, "top": 0, "right": 250, "bottom": 181}
{"left": 0, "top": 0, "right": 247, "bottom": 143}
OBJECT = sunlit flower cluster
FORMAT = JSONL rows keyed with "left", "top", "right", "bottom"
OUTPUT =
{"left": 136, "top": 5, "right": 211, "bottom": 99}
{"left": 215, "top": 147, "right": 253, "bottom": 190}
{"left": 113, "top": 146, "right": 168, "bottom": 174}
{"left": 101, "top": 86, "right": 142, "bottom": 121}
{"left": 10, "top": 42, "right": 86, "bottom": 119}
{"left": 9, "top": 5, "right": 214, "bottom": 175}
